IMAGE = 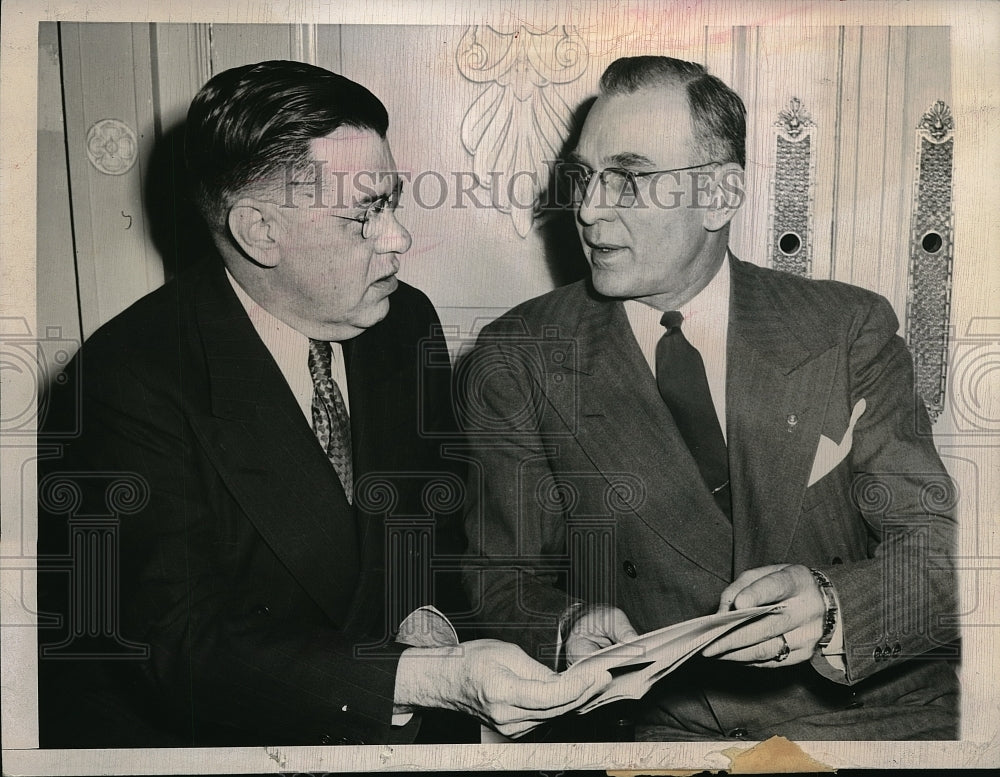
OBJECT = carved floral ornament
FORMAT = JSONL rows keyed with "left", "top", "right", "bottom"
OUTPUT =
{"left": 86, "top": 118, "right": 139, "bottom": 175}
{"left": 918, "top": 100, "right": 954, "bottom": 142}
{"left": 774, "top": 97, "right": 814, "bottom": 140}
{"left": 457, "top": 25, "right": 589, "bottom": 237}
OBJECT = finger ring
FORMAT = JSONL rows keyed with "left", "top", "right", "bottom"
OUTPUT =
{"left": 774, "top": 634, "right": 790, "bottom": 663}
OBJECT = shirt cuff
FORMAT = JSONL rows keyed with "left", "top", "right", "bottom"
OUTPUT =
{"left": 391, "top": 606, "right": 459, "bottom": 727}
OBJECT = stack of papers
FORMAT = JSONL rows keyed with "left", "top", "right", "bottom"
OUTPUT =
{"left": 565, "top": 604, "right": 781, "bottom": 714}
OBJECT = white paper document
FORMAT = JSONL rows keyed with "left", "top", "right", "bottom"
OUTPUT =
{"left": 565, "top": 604, "right": 781, "bottom": 714}
{"left": 395, "top": 603, "right": 781, "bottom": 717}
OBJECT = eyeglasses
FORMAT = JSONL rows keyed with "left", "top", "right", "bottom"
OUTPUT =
{"left": 560, "top": 161, "right": 723, "bottom": 208}
{"left": 328, "top": 181, "right": 404, "bottom": 239}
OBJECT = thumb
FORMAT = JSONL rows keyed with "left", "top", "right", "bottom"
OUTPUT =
{"left": 560, "top": 664, "right": 612, "bottom": 695}
{"left": 717, "top": 564, "right": 791, "bottom": 613}
{"left": 610, "top": 610, "right": 639, "bottom": 642}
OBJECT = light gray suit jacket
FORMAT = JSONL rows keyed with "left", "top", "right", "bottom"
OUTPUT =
{"left": 461, "top": 256, "right": 958, "bottom": 740}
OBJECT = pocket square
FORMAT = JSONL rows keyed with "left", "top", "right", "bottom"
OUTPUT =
{"left": 807, "top": 398, "right": 867, "bottom": 487}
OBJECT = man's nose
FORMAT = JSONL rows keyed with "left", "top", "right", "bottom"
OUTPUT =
{"left": 575, "top": 181, "right": 616, "bottom": 226}
{"left": 373, "top": 211, "right": 412, "bottom": 255}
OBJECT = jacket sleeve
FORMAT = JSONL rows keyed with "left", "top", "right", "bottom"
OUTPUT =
{"left": 808, "top": 293, "right": 958, "bottom": 685}
{"left": 459, "top": 330, "right": 581, "bottom": 664}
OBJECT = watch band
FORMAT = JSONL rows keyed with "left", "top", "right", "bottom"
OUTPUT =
{"left": 809, "top": 567, "right": 839, "bottom": 648}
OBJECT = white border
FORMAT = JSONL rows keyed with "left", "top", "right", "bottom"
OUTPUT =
{"left": 3, "top": 0, "right": 999, "bottom": 773}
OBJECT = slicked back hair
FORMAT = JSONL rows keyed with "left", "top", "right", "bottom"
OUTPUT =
{"left": 185, "top": 60, "right": 389, "bottom": 231}
{"left": 599, "top": 56, "right": 746, "bottom": 169}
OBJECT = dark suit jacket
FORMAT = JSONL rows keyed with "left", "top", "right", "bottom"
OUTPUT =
{"left": 37, "top": 258, "right": 465, "bottom": 747}
{"left": 461, "top": 256, "right": 958, "bottom": 740}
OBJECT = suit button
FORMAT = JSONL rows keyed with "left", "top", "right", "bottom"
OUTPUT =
{"left": 623, "top": 561, "right": 637, "bottom": 578}
{"left": 610, "top": 717, "right": 635, "bottom": 742}
{"left": 727, "top": 727, "right": 749, "bottom": 739}
{"left": 254, "top": 604, "right": 270, "bottom": 616}
{"left": 873, "top": 646, "right": 882, "bottom": 662}
{"left": 320, "top": 734, "right": 333, "bottom": 744}
{"left": 831, "top": 556, "right": 843, "bottom": 565}
{"left": 891, "top": 643, "right": 901, "bottom": 658}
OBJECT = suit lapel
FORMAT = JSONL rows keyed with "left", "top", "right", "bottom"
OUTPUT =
{"left": 726, "top": 259, "right": 838, "bottom": 570}
{"left": 553, "top": 288, "right": 733, "bottom": 581}
{"left": 189, "top": 266, "right": 359, "bottom": 624}
{"left": 342, "top": 322, "right": 409, "bottom": 560}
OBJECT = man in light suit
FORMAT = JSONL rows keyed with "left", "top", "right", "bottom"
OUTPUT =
{"left": 36, "top": 60, "right": 608, "bottom": 747}
{"left": 461, "top": 56, "right": 958, "bottom": 740}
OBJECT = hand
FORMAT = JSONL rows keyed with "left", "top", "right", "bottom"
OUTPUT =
{"left": 393, "top": 639, "right": 611, "bottom": 738}
{"left": 564, "top": 604, "right": 639, "bottom": 667}
{"left": 701, "top": 564, "right": 825, "bottom": 667}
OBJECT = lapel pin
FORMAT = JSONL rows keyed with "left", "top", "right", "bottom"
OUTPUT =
{"left": 786, "top": 413, "right": 799, "bottom": 430}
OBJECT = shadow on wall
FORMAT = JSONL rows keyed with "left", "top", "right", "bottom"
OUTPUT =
{"left": 143, "top": 119, "right": 214, "bottom": 282}
{"left": 451, "top": 96, "right": 599, "bottom": 404}
{"left": 536, "top": 96, "right": 596, "bottom": 289}
{"left": 143, "top": 96, "right": 599, "bottom": 289}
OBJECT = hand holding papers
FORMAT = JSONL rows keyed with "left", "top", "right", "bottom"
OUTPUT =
{"left": 394, "top": 606, "right": 612, "bottom": 738}
{"left": 564, "top": 604, "right": 781, "bottom": 715}
{"left": 706, "top": 564, "right": 828, "bottom": 666}
{"left": 563, "top": 604, "right": 640, "bottom": 666}
{"left": 395, "top": 604, "right": 780, "bottom": 729}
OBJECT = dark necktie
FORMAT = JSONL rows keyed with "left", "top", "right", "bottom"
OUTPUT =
{"left": 308, "top": 339, "right": 354, "bottom": 504}
{"left": 655, "top": 311, "right": 731, "bottom": 521}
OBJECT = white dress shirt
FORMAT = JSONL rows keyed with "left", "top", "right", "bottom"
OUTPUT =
{"left": 624, "top": 253, "right": 731, "bottom": 438}
{"left": 226, "top": 269, "right": 351, "bottom": 421}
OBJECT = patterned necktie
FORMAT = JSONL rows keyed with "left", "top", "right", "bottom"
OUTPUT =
{"left": 308, "top": 339, "right": 354, "bottom": 504}
{"left": 655, "top": 311, "right": 731, "bottom": 521}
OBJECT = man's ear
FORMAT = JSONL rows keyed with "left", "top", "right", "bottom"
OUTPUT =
{"left": 228, "top": 199, "right": 282, "bottom": 267}
{"left": 703, "top": 163, "right": 745, "bottom": 232}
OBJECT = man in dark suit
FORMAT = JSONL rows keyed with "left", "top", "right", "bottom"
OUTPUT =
{"left": 461, "top": 56, "right": 958, "bottom": 740}
{"left": 36, "top": 60, "right": 608, "bottom": 747}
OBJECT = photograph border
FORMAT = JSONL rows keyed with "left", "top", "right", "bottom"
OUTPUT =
{"left": 3, "top": 0, "right": 998, "bottom": 773}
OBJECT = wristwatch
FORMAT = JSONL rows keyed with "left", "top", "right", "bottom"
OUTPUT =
{"left": 809, "top": 567, "right": 839, "bottom": 648}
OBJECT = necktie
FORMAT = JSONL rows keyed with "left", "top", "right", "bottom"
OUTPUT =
{"left": 308, "top": 339, "right": 354, "bottom": 504}
{"left": 655, "top": 311, "right": 731, "bottom": 521}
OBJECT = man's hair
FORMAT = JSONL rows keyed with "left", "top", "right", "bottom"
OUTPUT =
{"left": 184, "top": 60, "right": 389, "bottom": 230}
{"left": 599, "top": 56, "right": 746, "bottom": 168}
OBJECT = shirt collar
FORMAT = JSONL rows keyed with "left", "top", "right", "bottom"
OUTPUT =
{"left": 621, "top": 252, "right": 731, "bottom": 435}
{"left": 623, "top": 251, "right": 731, "bottom": 337}
{"left": 225, "top": 268, "right": 316, "bottom": 421}
{"left": 226, "top": 268, "right": 310, "bottom": 364}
